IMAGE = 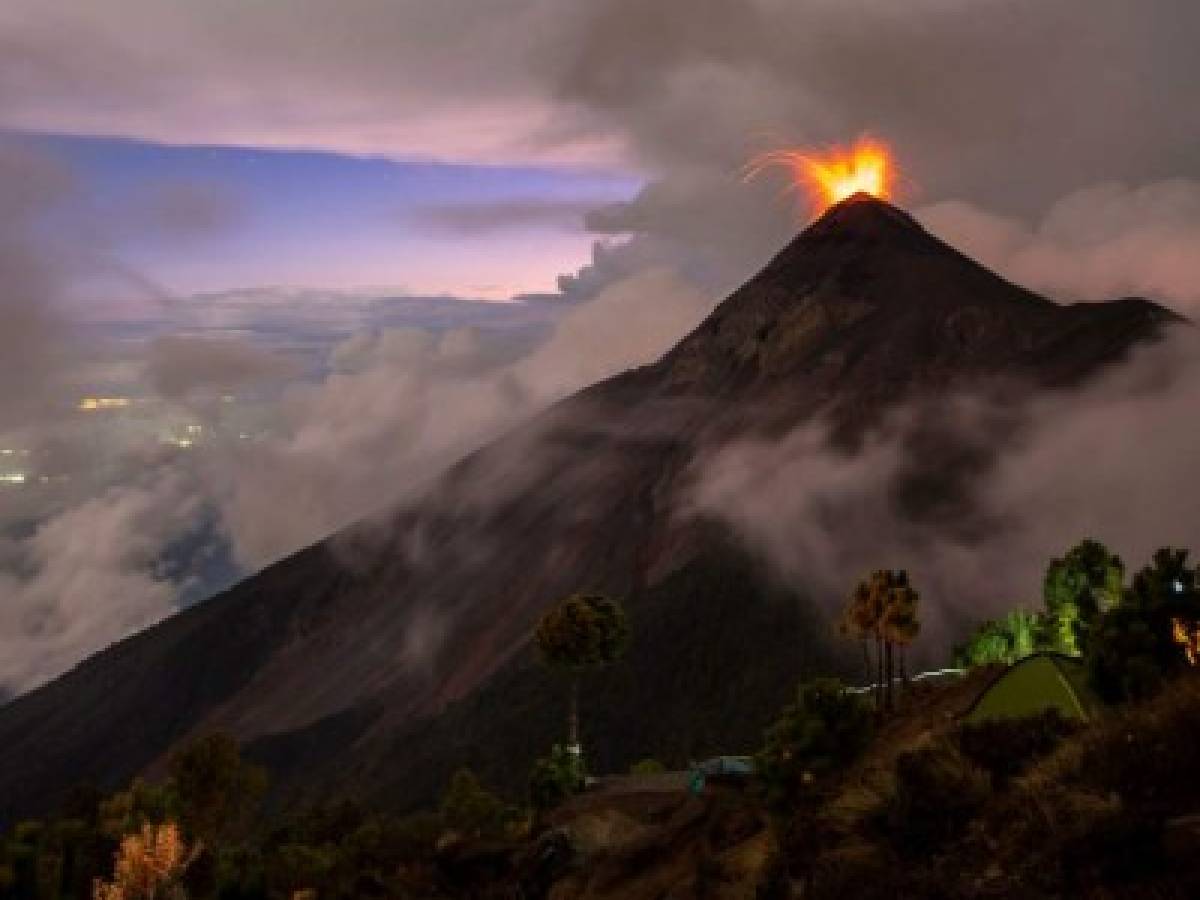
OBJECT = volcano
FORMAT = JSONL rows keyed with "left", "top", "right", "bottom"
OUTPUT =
{"left": 0, "top": 196, "right": 1178, "bottom": 819}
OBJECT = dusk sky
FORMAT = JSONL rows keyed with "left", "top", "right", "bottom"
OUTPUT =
{"left": 23, "top": 133, "right": 638, "bottom": 301}
{"left": 2, "top": 0, "right": 1200, "bottom": 694}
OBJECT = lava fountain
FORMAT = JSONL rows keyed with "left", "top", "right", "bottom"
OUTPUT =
{"left": 745, "top": 136, "right": 896, "bottom": 218}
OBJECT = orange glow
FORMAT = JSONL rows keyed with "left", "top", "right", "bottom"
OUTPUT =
{"left": 1172, "top": 617, "right": 1200, "bottom": 666}
{"left": 745, "top": 137, "right": 896, "bottom": 217}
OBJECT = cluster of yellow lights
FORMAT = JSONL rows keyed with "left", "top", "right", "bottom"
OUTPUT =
{"left": 745, "top": 136, "right": 896, "bottom": 218}
{"left": 0, "top": 473, "right": 25, "bottom": 484}
{"left": 1172, "top": 617, "right": 1200, "bottom": 667}
{"left": 78, "top": 397, "right": 131, "bottom": 411}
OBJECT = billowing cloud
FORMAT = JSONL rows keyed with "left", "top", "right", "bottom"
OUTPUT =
{"left": 918, "top": 180, "right": 1200, "bottom": 316}
{"left": 206, "top": 267, "right": 714, "bottom": 567}
{"left": 0, "top": 471, "right": 202, "bottom": 692}
{"left": 691, "top": 329, "right": 1200, "bottom": 661}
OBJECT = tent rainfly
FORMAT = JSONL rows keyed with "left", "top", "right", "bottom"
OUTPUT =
{"left": 961, "top": 652, "right": 1096, "bottom": 725}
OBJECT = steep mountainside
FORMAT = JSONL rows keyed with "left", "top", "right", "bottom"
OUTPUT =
{"left": 0, "top": 196, "right": 1178, "bottom": 819}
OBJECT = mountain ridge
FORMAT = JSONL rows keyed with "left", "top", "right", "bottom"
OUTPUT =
{"left": 0, "top": 195, "right": 1181, "bottom": 820}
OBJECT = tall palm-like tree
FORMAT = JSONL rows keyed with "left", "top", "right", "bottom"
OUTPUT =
{"left": 882, "top": 572, "right": 921, "bottom": 709}
{"left": 842, "top": 570, "right": 922, "bottom": 712}
{"left": 839, "top": 580, "right": 876, "bottom": 687}
{"left": 842, "top": 571, "right": 891, "bottom": 709}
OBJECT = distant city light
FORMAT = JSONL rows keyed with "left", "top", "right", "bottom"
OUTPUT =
{"left": 0, "top": 473, "right": 26, "bottom": 484}
{"left": 185, "top": 424, "right": 203, "bottom": 435}
{"left": 78, "top": 397, "right": 131, "bottom": 411}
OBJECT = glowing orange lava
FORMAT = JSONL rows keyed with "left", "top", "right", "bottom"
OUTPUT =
{"left": 745, "top": 137, "right": 896, "bottom": 217}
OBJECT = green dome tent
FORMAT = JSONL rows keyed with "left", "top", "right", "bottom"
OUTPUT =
{"left": 961, "top": 652, "right": 1097, "bottom": 725}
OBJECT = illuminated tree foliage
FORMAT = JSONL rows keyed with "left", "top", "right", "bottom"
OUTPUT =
{"left": 953, "top": 608, "right": 1042, "bottom": 668}
{"left": 533, "top": 593, "right": 628, "bottom": 757}
{"left": 1041, "top": 538, "right": 1124, "bottom": 656}
{"left": 92, "top": 820, "right": 191, "bottom": 900}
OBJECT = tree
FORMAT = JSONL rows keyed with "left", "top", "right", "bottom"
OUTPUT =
{"left": 1042, "top": 539, "right": 1124, "bottom": 656}
{"left": 92, "top": 820, "right": 192, "bottom": 900}
{"left": 953, "top": 608, "right": 1042, "bottom": 669}
{"left": 838, "top": 580, "right": 878, "bottom": 689}
{"left": 883, "top": 575, "right": 921, "bottom": 698}
{"left": 533, "top": 593, "right": 628, "bottom": 759}
{"left": 439, "top": 769, "right": 505, "bottom": 839}
{"left": 755, "top": 679, "right": 873, "bottom": 813}
{"left": 167, "top": 733, "right": 267, "bottom": 849}
{"left": 1088, "top": 547, "right": 1200, "bottom": 703}
{"left": 841, "top": 570, "right": 920, "bottom": 711}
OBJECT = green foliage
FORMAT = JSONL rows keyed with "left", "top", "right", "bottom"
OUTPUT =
{"left": 953, "top": 608, "right": 1044, "bottom": 668}
{"left": 168, "top": 732, "right": 268, "bottom": 846}
{"left": 438, "top": 768, "right": 507, "bottom": 839}
{"left": 1088, "top": 547, "right": 1200, "bottom": 703}
{"left": 955, "top": 709, "right": 1079, "bottom": 787}
{"left": 629, "top": 758, "right": 666, "bottom": 775}
{"left": 529, "top": 744, "right": 586, "bottom": 812}
{"left": 534, "top": 593, "right": 628, "bottom": 673}
{"left": 98, "top": 777, "right": 177, "bottom": 840}
{"left": 885, "top": 737, "right": 990, "bottom": 855}
{"left": 756, "top": 678, "right": 873, "bottom": 812}
{"left": 1042, "top": 539, "right": 1124, "bottom": 656}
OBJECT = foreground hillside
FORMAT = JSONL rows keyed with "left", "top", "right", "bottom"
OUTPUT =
{"left": 7, "top": 664, "right": 1199, "bottom": 898}
{"left": 0, "top": 196, "right": 1179, "bottom": 822}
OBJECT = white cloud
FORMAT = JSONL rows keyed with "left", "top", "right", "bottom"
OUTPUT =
{"left": 919, "top": 180, "right": 1200, "bottom": 315}
{"left": 0, "top": 471, "right": 202, "bottom": 692}
{"left": 206, "top": 267, "right": 714, "bottom": 567}
{"left": 691, "top": 330, "right": 1200, "bottom": 660}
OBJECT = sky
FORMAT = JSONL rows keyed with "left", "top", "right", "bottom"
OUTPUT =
{"left": 22, "top": 133, "right": 638, "bottom": 301}
{"left": 2, "top": 0, "right": 1200, "bottom": 694}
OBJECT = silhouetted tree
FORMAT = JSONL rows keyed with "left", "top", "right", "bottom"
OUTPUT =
{"left": 167, "top": 732, "right": 267, "bottom": 849}
{"left": 534, "top": 593, "right": 627, "bottom": 760}
{"left": 1088, "top": 547, "right": 1200, "bottom": 702}
{"left": 884, "top": 574, "right": 921, "bottom": 693}
{"left": 439, "top": 769, "right": 505, "bottom": 839}
{"left": 843, "top": 570, "right": 920, "bottom": 711}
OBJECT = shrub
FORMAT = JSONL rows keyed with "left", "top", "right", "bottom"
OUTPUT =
{"left": 439, "top": 769, "right": 506, "bottom": 839}
{"left": 756, "top": 678, "right": 873, "bottom": 813}
{"left": 885, "top": 737, "right": 989, "bottom": 856}
{"left": 529, "top": 744, "right": 585, "bottom": 812}
{"left": 629, "top": 758, "right": 666, "bottom": 776}
{"left": 955, "top": 710, "right": 1079, "bottom": 787}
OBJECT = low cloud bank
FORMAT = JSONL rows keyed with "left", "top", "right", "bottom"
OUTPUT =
{"left": 691, "top": 329, "right": 1200, "bottom": 662}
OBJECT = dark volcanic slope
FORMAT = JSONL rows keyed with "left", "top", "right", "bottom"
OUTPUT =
{"left": 0, "top": 196, "right": 1177, "bottom": 819}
